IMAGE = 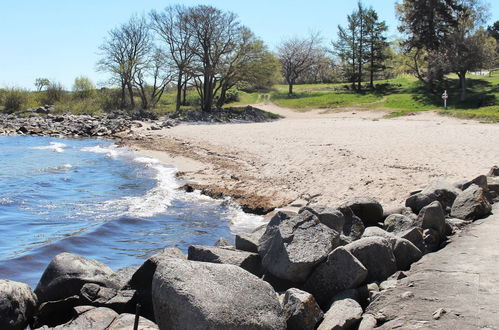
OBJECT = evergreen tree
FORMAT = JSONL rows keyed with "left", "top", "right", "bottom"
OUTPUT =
{"left": 364, "top": 9, "right": 389, "bottom": 88}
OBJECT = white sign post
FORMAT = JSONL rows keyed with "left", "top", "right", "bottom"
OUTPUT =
{"left": 442, "top": 90, "right": 448, "bottom": 110}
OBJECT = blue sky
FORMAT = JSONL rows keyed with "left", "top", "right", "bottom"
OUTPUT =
{"left": 0, "top": 0, "right": 497, "bottom": 90}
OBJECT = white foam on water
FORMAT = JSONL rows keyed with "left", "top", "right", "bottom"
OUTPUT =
{"left": 31, "top": 142, "right": 66, "bottom": 153}
{"left": 82, "top": 143, "right": 266, "bottom": 230}
{"left": 223, "top": 200, "right": 268, "bottom": 233}
{"left": 80, "top": 145, "right": 124, "bottom": 159}
{"left": 83, "top": 144, "right": 179, "bottom": 218}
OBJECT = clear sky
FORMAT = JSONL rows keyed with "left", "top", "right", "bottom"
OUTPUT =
{"left": 0, "top": 0, "right": 497, "bottom": 90}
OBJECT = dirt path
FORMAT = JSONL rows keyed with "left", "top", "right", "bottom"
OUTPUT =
{"left": 367, "top": 203, "right": 499, "bottom": 329}
{"left": 124, "top": 103, "right": 499, "bottom": 212}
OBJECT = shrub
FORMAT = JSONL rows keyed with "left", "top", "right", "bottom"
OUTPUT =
{"left": 72, "top": 76, "right": 95, "bottom": 99}
{"left": 3, "top": 87, "right": 29, "bottom": 113}
{"left": 224, "top": 89, "right": 240, "bottom": 103}
{"left": 41, "top": 82, "right": 66, "bottom": 105}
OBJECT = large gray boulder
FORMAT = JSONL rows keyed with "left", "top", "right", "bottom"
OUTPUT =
{"left": 416, "top": 201, "right": 446, "bottom": 236}
{"left": 282, "top": 288, "right": 323, "bottom": 330}
{"left": 406, "top": 181, "right": 461, "bottom": 213}
{"left": 462, "top": 175, "right": 488, "bottom": 191}
{"left": 125, "top": 247, "right": 186, "bottom": 321}
{"left": 299, "top": 205, "right": 345, "bottom": 232}
{"left": 393, "top": 238, "right": 422, "bottom": 270}
{"left": 317, "top": 298, "right": 362, "bottom": 330}
{"left": 79, "top": 283, "right": 136, "bottom": 314}
{"left": 258, "top": 212, "right": 339, "bottom": 282}
{"left": 451, "top": 184, "right": 492, "bottom": 220}
{"left": 384, "top": 214, "right": 414, "bottom": 233}
{"left": 341, "top": 197, "right": 383, "bottom": 226}
{"left": 152, "top": 258, "right": 286, "bottom": 330}
{"left": 34, "top": 253, "right": 119, "bottom": 304}
{"left": 303, "top": 247, "right": 367, "bottom": 308}
{"left": 0, "top": 279, "right": 37, "bottom": 330}
{"left": 338, "top": 206, "right": 365, "bottom": 243}
{"left": 344, "top": 237, "right": 397, "bottom": 282}
{"left": 188, "top": 245, "right": 263, "bottom": 276}
{"left": 235, "top": 225, "right": 266, "bottom": 253}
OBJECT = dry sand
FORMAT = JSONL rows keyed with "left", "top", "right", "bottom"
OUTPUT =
{"left": 122, "top": 102, "right": 499, "bottom": 212}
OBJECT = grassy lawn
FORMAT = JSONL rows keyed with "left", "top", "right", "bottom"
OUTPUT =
{"left": 226, "top": 73, "right": 498, "bottom": 122}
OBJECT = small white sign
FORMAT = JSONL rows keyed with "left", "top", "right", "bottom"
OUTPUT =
{"left": 442, "top": 91, "right": 448, "bottom": 100}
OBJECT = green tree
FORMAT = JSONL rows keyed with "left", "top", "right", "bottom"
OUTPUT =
{"left": 34, "top": 78, "right": 51, "bottom": 92}
{"left": 72, "top": 76, "right": 95, "bottom": 99}
{"left": 396, "top": 0, "right": 465, "bottom": 90}
{"left": 364, "top": 9, "right": 389, "bottom": 88}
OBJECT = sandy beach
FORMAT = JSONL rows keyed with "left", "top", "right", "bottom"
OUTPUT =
{"left": 123, "top": 103, "right": 499, "bottom": 213}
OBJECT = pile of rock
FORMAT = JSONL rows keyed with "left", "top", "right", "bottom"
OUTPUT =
{"left": 1, "top": 169, "right": 497, "bottom": 329}
{"left": 0, "top": 113, "right": 135, "bottom": 137}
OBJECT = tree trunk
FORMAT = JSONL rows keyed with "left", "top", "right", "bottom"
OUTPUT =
{"left": 120, "top": 82, "right": 126, "bottom": 109}
{"left": 369, "top": 40, "right": 374, "bottom": 89}
{"left": 459, "top": 71, "right": 467, "bottom": 101}
{"left": 216, "top": 85, "right": 228, "bottom": 108}
{"left": 288, "top": 83, "right": 293, "bottom": 95}
{"left": 175, "top": 73, "right": 183, "bottom": 112}
{"left": 182, "top": 82, "right": 187, "bottom": 106}
{"left": 126, "top": 82, "right": 135, "bottom": 109}
{"left": 358, "top": 11, "right": 363, "bottom": 91}
{"left": 202, "top": 74, "right": 213, "bottom": 112}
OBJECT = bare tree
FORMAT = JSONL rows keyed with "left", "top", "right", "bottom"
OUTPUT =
{"left": 185, "top": 5, "right": 240, "bottom": 112}
{"left": 133, "top": 48, "right": 174, "bottom": 110}
{"left": 278, "top": 33, "right": 322, "bottom": 95}
{"left": 150, "top": 6, "right": 194, "bottom": 112}
{"left": 98, "top": 15, "right": 151, "bottom": 109}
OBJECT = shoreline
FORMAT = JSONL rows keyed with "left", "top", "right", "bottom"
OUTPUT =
{"left": 119, "top": 103, "right": 499, "bottom": 214}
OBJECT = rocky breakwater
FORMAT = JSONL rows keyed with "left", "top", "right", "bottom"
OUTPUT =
{"left": 1, "top": 167, "right": 497, "bottom": 329}
{"left": 0, "top": 113, "right": 137, "bottom": 137}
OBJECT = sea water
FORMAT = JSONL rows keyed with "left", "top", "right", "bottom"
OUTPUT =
{"left": 0, "top": 136, "right": 266, "bottom": 287}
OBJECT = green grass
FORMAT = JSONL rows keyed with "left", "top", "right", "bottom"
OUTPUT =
{"left": 249, "top": 74, "right": 499, "bottom": 122}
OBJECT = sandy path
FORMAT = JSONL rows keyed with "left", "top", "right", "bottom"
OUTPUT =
{"left": 124, "top": 103, "right": 498, "bottom": 212}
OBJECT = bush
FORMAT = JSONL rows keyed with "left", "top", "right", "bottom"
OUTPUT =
{"left": 41, "top": 82, "right": 66, "bottom": 104}
{"left": 72, "top": 76, "right": 95, "bottom": 99}
{"left": 3, "top": 87, "right": 29, "bottom": 113}
{"left": 224, "top": 89, "right": 240, "bottom": 103}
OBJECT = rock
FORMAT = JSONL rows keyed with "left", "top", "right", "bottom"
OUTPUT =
{"left": 235, "top": 225, "right": 266, "bottom": 253}
{"left": 303, "top": 247, "right": 368, "bottom": 308}
{"left": 80, "top": 283, "right": 136, "bottom": 314}
{"left": 423, "top": 228, "right": 441, "bottom": 253}
{"left": 393, "top": 238, "right": 422, "bottom": 270}
{"left": 282, "top": 288, "right": 323, "bottom": 330}
{"left": 446, "top": 218, "right": 472, "bottom": 230}
{"left": 341, "top": 197, "right": 383, "bottom": 226}
{"left": 299, "top": 205, "right": 345, "bottom": 232}
{"left": 258, "top": 212, "right": 339, "bottom": 282}
{"left": 0, "top": 279, "right": 37, "bottom": 330}
{"left": 384, "top": 214, "right": 414, "bottom": 233}
{"left": 396, "top": 227, "right": 425, "bottom": 252}
{"left": 107, "top": 313, "right": 159, "bottom": 330}
{"left": 125, "top": 247, "right": 186, "bottom": 321}
{"left": 382, "top": 206, "right": 411, "bottom": 219}
{"left": 488, "top": 165, "right": 499, "bottom": 177}
{"left": 330, "top": 289, "right": 362, "bottom": 305}
{"left": 416, "top": 201, "right": 446, "bottom": 236}
{"left": 379, "top": 279, "right": 397, "bottom": 291}
{"left": 462, "top": 175, "right": 488, "bottom": 191}
{"left": 214, "top": 237, "right": 231, "bottom": 247}
{"left": 451, "top": 184, "right": 492, "bottom": 220}
{"left": 358, "top": 313, "right": 377, "bottom": 330}
{"left": 34, "top": 253, "right": 119, "bottom": 304}
{"left": 338, "top": 206, "right": 365, "bottom": 243}
{"left": 188, "top": 245, "right": 263, "bottom": 276}
{"left": 362, "top": 227, "right": 397, "bottom": 247}
{"left": 33, "top": 295, "right": 80, "bottom": 328}
{"left": 317, "top": 298, "right": 362, "bottom": 330}
{"left": 47, "top": 306, "right": 118, "bottom": 329}
{"left": 406, "top": 181, "right": 461, "bottom": 213}
{"left": 152, "top": 258, "right": 286, "bottom": 329}
{"left": 109, "top": 266, "right": 138, "bottom": 289}
{"left": 344, "top": 237, "right": 397, "bottom": 282}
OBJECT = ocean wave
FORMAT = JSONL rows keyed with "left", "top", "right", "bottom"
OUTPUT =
{"left": 31, "top": 142, "right": 66, "bottom": 153}
{"left": 224, "top": 201, "right": 267, "bottom": 233}
{"left": 80, "top": 145, "right": 124, "bottom": 158}
{"left": 84, "top": 145, "right": 179, "bottom": 218}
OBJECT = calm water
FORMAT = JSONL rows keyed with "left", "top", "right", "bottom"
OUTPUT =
{"left": 0, "top": 136, "right": 265, "bottom": 287}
